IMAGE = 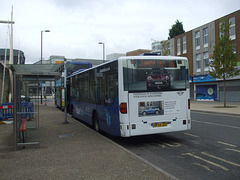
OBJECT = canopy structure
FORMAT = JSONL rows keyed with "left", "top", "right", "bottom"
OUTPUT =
{"left": 8, "top": 64, "right": 64, "bottom": 150}
{"left": 9, "top": 64, "right": 63, "bottom": 80}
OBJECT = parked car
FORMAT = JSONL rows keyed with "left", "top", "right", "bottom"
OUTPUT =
{"left": 140, "top": 106, "right": 161, "bottom": 116}
{"left": 21, "top": 95, "right": 31, "bottom": 102}
{"left": 146, "top": 68, "right": 170, "bottom": 90}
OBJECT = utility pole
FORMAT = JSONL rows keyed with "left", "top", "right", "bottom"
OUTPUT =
{"left": 0, "top": 6, "right": 15, "bottom": 102}
{"left": 63, "top": 58, "right": 68, "bottom": 124}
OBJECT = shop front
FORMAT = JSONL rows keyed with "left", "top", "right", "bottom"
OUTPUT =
{"left": 191, "top": 74, "right": 218, "bottom": 101}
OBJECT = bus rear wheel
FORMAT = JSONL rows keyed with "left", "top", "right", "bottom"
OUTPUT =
{"left": 72, "top": 106, "right": 75, "bottom": 118}
{"left": 93, "top": 113, "right": 100, "bottom": 132}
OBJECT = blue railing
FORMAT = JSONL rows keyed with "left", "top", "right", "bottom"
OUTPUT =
{"left": 0, "top": 102, "right": 34, "bottom": 121}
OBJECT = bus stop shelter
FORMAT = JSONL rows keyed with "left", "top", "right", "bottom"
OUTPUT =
{"left": 9, "top": 64, "right": 63, "bottom": 150}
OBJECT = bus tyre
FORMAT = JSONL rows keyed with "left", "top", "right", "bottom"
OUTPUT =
{"left": 69, "top": 105, "right": 73, "bottom": 115}
{"left": 93, "top": 113, "right": 100, "bottom": 132}
{"left": 72, "top": 107, "right": 75, "bottom": 118}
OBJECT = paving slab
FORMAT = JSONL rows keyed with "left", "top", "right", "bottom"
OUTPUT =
{"left": 0, "top": 105, "right": 176, "bottom": 180}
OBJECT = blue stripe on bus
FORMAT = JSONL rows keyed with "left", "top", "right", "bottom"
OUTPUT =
{"left": 71, "top": 97, "right": 120, "bottom": 136}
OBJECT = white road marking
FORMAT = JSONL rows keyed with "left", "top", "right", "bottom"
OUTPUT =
{"left": 192, "top": 120, "right": 240, "bottom": 130}
{"left": 192, "top": 111, "right": 240, "bottom": 118}
{"left": 184, "top": 132, "right": 200, "bottom": 138}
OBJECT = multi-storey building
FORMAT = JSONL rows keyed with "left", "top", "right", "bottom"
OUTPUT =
{"left": 156, "top": 10, "right": 240, "bottom": 102}
{"left": 151, "top": 41, "right": 162, "bottom": 53}
{"left": 126, "top": 49, "right": 151, "bottom": 56}
{"left": 0, "top": 49, "right": 25, "bottom": 64}
{"left": 106, "top": 53, "right": 126, "bottom": 60}
{"left": 0, "top": 49, "right": 25, "bottom": 103}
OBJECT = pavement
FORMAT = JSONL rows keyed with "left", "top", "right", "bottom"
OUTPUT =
{"left": 0, "top": 100, "right": 240, "bottom": 180}
{"left": 190, "top": 100, "right": 240, "bottom": 115}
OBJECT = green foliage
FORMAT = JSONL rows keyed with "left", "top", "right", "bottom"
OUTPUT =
{"left": 209, "top": 18, "right": 239, "bottom": 107}
{"left": 209, "top": 19, "right": 239, "bottom": 79}
{"left": 161, "top": 40, "right": 170, "bottom": 56}
{"left": 169, "top": 20, "right": 185, "bottom": 39}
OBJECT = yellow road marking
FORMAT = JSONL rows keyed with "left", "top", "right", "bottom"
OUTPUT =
{"left": 157, "top": 143, "right": 167, "bottom": 149}
{"left": 224, "top": 148, "right": 240, "bottom": 153}
{"left": 217, "top": 141, "right": 238, "bottom": 147}
{"left": 184, "top": 132, "right": 200, "bottom": 138}
{"left": 182, "top": 153, "right": 228, "bottom": 171}
{"left": 193, "top": 162, "right": 214, "bottom": 173}
{"left": 163, "top": 142, "right": 181, "bottom": 147}
{"left": 201, "top": 152, "right": 240, "bottom": 167}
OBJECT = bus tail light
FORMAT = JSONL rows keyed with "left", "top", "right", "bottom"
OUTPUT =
{"left": 120, "top": 102, "right": 127, "bottom": 114}
{"left": 183, "top": 120, "right": 187, "bottom": 125}
{"left": 188, "top": 99, "right": 190, "bottom": 109}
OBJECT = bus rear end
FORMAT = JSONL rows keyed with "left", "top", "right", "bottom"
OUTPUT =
{"left": 119, "top": 56, "right": 191, "bottom": 137}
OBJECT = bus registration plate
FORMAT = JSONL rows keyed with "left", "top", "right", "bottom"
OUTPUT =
{"left": 152, "top": 122, "right": 167, "bottom": 128}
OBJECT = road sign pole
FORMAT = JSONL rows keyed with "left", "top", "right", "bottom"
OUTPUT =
{"left": 63, "top": 58, "right": 68, "bottom": 124}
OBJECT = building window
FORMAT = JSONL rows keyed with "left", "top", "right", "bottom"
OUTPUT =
{"left": 195, "top": 31, "right": 200, "bottom": 50}
{"left": 196, "top": 54, "right": 201, "bottom": 72}
{"left": 204, "top": 28, "right": 208, "bottom": 47}
{"left": 177, "top": 38, "right": 181, "bottom": 55}
{"left": 204, "top": 52, "right": 209, "bottom": 71}
{"left": 229, "top": 17, "right": 235, "bottom": 40}
{"left": 219, "top": 22, "right": 225, "bottom": 37}
{"left": 183, "top": 36, "right": 187, "bottom": 54}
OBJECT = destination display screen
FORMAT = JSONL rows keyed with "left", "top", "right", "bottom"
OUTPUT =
{"left": 123, "top": 59, "right": 189, "bottom": 92}
{"left": 131, "top": 60, "right": 177, "bottom": 68}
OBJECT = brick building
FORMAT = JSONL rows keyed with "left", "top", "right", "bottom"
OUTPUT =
{"left": 156, "top": 10, "right": 240, "bottom": 102}
{"left": 126, "top": 49, "right": 151, "bottom": 56}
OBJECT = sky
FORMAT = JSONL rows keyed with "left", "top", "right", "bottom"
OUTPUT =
{"left": 0, "top": 0, "right": 240, "bottom": 64}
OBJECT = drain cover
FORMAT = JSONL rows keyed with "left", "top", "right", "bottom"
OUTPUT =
{"left": 59, "top": 134, "right": 74, "bottom": 138}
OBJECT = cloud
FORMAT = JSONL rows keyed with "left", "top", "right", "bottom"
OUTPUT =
{"left": 0, "top": 0, "right": 240, "bottom": 63}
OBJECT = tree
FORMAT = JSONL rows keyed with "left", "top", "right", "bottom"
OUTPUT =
{"left": 209, "top": 18, "right": 239, "bottom": 107}
{"left": 161, "top": 40, "right": 170, "bottom": 56}
{"left": 169, "top": 20, "right": 185, "bottom": 39}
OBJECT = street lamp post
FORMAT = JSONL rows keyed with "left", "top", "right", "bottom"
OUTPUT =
{"left": 40, "top": 30, "right": 50, "bottom": 104}
{"left": 98, "top": 42, "right": 105, "bottom": 63}
{"left": 41, "top": 30, "right": 50, "bottom": 64}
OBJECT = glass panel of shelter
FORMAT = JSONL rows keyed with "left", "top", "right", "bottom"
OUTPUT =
{"left": 15, "top": 75, "right": 40, "bottom": 150}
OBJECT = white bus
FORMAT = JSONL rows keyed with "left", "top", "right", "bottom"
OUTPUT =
{"left": 70, "top": 55, "right": 191, "bottom": 137}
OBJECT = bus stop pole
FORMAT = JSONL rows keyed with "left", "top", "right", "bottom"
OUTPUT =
{"left": 12, "top": 69, "right": 17, "bottom": 151}
{"left": 63, "top": 58, "right": 68, "bottom": 124}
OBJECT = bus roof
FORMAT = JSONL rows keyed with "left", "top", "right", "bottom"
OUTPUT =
{"left": 68, "top": 56, "right": 188, "bottom": 77}
{"left": 66, "top": 61, "right": 92, "bottom": 65}
{"left": 119, "top": 56, "right": 188, "bottom": 61}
